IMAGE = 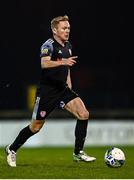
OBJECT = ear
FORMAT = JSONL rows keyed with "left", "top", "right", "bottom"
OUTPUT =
{"left": 53, "top": 28, "right": 57, "bottom": 34}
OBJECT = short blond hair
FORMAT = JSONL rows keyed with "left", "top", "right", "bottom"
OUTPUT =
{"left": 51, "top": 15, "right": 69, "bottom": 30}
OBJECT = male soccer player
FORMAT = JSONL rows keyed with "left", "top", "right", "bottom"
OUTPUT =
{"left": 6, "top": 15, "right": 96, "bottom": 167}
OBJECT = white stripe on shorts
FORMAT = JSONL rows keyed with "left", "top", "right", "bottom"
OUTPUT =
{"left": 32, "top": 97, "right": 40, "bottom": 119}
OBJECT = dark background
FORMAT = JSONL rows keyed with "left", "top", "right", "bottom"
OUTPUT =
{"left": 0, "top": 0, "right": 133, "bottom": 117}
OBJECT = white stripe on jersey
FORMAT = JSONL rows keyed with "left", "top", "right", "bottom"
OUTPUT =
{"left": 45, "top": 38, "right": 54, "bottom": 44}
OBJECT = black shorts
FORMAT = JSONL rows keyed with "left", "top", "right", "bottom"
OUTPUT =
{"left": 32, "top": 86, "right": 79, "bottom": 120}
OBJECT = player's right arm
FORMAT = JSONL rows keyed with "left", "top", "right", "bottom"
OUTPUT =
{"left": 40, "top": 40, "right": 77, "bottom": 69}
{"left": 41, "top": 56, "right": 77, "bottom": 68}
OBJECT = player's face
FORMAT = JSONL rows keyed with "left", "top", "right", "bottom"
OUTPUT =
{"left": 55, "top": 21, "right": 70, "bottom": 42}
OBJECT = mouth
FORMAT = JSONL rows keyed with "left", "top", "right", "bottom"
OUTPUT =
{"left": 65, "top": 34, "right": 69, "bottom": 38}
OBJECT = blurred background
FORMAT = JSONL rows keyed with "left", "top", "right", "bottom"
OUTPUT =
{"left": 0, "top": 0, "right": 134, "bottom": 146}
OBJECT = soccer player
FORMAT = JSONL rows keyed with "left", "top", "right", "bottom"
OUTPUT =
{"left": 5, "top": 15, "right": 96, "bottom": 167}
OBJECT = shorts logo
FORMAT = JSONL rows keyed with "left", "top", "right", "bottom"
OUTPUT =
{"left": 40, "top": 111, "right": 46, "bottom": 117}
{"left": 60, "top": 101, "right": 65, "bottom": 109}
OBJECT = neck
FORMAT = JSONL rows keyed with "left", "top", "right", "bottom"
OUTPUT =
{"left": 53, "top": 35, "right": 65, "bottom": 46}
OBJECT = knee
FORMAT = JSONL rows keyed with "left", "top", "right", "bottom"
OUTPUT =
{"left": 30, "top": 125, "right": 41, "bottom": 134}
{"left": 78, "top": 110, "right": 89, "bottom": 120}
{"left": 31, "top": 127, "right": 40, "bottom": 134}
{"left": 29, "top": 121, "right": 45, "bottom": 133}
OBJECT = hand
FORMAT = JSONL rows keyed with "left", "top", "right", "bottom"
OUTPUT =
{"left": 62, "top": 56, "right": 78, "bottom": 66}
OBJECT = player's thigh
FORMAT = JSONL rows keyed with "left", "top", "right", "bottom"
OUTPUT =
{"left": 64, "top": 97, "right": 89, "bottom": 120}
{"left": 32, "top": 91, "right": 61, "bottom": 120}
{"left": 29, "top": 94, "right": 60, "bottom": 132}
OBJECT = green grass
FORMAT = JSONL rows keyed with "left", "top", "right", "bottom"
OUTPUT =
{"left": 0, "top": 146, "right": 134, "bottom": 179}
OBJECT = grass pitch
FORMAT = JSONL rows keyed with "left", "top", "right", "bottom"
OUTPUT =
{"left": 0, "top": 146, "right": 134, "bottom": 179}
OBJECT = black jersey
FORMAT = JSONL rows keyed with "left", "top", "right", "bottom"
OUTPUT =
{"left": 39, "top": 38, "right": 72, "bottom": 89}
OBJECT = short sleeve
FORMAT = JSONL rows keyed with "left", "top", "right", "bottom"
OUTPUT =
{"left": 40, "top": 40, "right": 53, "bottom": 58}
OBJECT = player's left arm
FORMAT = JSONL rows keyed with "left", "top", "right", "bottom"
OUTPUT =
{"left": 66, "top": 68, "right": 72, "bottom": 89}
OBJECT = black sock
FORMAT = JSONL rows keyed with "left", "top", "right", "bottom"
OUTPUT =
{"left": 9, "top": 125, "right": 36, "bottom": 152}
{"left": 74, "top": 119, "right": 88, "bottom": 155}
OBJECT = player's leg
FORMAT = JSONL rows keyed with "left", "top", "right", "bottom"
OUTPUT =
{"left": 5, "top": 94, "right": 46, "bottom": 167}
{"left": 6, "top": 87, "right": 63, "bottom": 167}
{"left": 6, "top": 92, "right": 49, "bottom": 167}
{"left": 64, "top": 97, "right": 89, "bottom": 152}
{"left": 7, "top": 119, "right": 45, "bottom": 151}
{"left": 5, "top": 119, "right": 45, "bottom": 167}
{"left": 64, "top": 96, "right": 96, "bottom": 162}
{"left": 64, "top": 96, "right": 89, "bottom": 120}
